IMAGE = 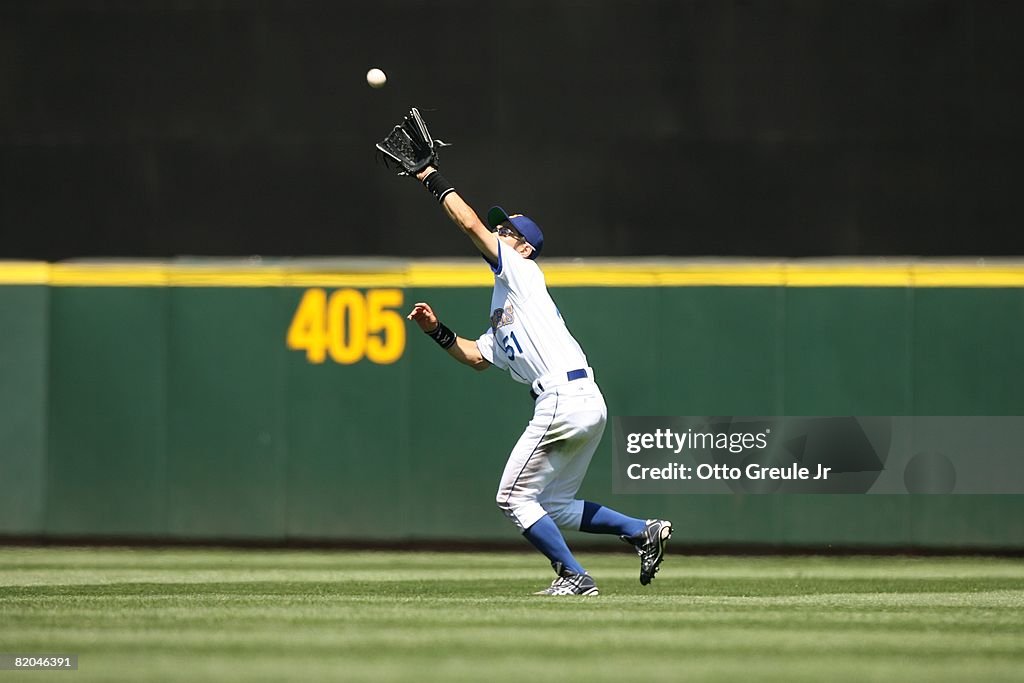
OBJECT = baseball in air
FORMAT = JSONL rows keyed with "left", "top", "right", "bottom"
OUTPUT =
{"left": 366, "top": 68, "right": 387, "bottom": 89}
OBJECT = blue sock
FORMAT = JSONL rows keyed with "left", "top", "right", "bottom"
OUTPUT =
{"left": 579, "top": 501, "right": 646, "bottom": 537}
{"left": 522, "top": 515, "right": 586, "bottom": 574}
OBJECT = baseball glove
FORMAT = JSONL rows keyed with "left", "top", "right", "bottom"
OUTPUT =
{"left": 375, "top": 107, "right": 451, "bottom": 176}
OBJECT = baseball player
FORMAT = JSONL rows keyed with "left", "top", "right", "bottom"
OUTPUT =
{"left": 403, "top": 162, "right": 672, "bottom": 596}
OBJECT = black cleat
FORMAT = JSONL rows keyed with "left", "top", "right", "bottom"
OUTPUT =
{"left": 622, "top": 519, "right": 673, "bottom": 585}
{"left": 533, "top": 562, "right": 600, "bottom": 596}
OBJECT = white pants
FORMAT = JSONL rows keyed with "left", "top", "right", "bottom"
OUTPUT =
{"left": 495, "top": 379, "right": 607, "bottom": 531}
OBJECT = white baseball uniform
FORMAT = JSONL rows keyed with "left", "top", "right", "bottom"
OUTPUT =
{"left": 475, "top": 238, "right": 608, "bottom": 531}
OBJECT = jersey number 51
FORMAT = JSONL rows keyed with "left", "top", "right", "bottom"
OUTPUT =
{"left": 502, "top": 331, "right": 524, "bottom": 361}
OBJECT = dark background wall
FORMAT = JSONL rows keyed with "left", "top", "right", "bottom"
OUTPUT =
{"left": 2, "top": 0, "right": 1023, "bottom": 260}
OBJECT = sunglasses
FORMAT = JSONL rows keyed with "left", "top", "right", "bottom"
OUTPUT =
{"left": 496, "top": 225, "right": 524, "bottom": 241}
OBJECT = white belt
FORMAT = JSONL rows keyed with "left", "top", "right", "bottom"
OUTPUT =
{"left": 531, "top": 367, "right": 595, "bottom": 398}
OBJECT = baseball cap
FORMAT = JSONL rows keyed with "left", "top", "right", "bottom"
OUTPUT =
{"left": 487, "top": 206, "right": 544, "bottom": 259}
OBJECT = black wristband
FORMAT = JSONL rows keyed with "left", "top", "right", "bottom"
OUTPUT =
{"left": 422, "top": 171, "right": 456, "bottom": 203}
{"left": 426, "top": 320, "right": 457, "bottom": 349}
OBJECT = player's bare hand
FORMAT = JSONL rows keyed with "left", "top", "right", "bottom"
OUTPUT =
{"left": 407, "top": 302, "right": 439, "bottom": 332}
{"left": 415, "top": 165, "right": 436, "bottom": 182}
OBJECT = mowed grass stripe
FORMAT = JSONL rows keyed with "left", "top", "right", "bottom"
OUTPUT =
{"left": 1, "top": 548, "right": 1022, "bottom": 683}
{"left": 4, "top": 577, "right": 1023, "bottom": 596}
{"left": 3, "top": 549, "right": 1022, "bottom": 576}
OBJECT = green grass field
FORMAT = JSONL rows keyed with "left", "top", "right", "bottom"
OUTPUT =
{"left": 1, "top": 547, "right": 1022, "bottom": 682}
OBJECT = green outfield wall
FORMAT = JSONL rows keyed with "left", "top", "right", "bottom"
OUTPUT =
{"left": 1, "top": 260, "right": 1023, "bottom": 548}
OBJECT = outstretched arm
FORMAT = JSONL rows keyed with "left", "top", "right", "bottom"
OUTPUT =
{"left": 377, "top": 108, "right": 499, "bottom": 262}
{"left": 407, "top": 302, "right": 490, "bottom": 371}
{"left": 415, "top": 165, "right": 499, "bottom": 264}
